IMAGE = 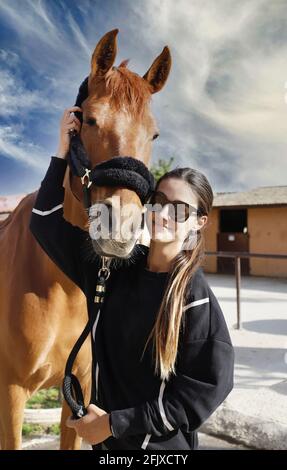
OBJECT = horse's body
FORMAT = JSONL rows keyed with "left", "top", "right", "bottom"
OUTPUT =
{"left": 0, "top": 191, "right": 91, "bottom": 450}
{"left": 0, "top": 29, "right": 171, "bottom": 449}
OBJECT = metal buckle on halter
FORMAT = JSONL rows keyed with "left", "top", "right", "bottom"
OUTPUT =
{"left": 80, "top": 168, "right": 92, "bottom": 188}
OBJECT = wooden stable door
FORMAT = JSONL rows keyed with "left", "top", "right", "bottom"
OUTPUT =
{"left": 217, "top": 208, "right": 250, "bottom": 275}
{"left": 217, "top": 232, "right": 250, "bottom": 274}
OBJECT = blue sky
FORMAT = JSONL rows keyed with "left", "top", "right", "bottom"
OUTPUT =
{"left": 1, "top": 0, "right": 287, "bottom": 196}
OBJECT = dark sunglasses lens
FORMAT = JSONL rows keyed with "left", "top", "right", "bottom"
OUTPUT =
{"left": 171, "top": 203, "right": 189, "bottom": 222}
{"left": 146, "top": 192, "right": 200, "bottom": 222}
{"left": 147, "top": 192, "right": 165, "bottom": 209}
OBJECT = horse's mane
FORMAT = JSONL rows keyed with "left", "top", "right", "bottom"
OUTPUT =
{"left": 105, "top": 60, "right": 152, "bottom": 118}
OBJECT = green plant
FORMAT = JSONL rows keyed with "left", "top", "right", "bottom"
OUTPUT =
{"left": 22, "top": 423, "right": 60, "bottom": 437}
{"left": 47, "top": 424, "right": 60, "bottom": 435}
{"left": 22, "top": 423, "right": 44, "bottom": 436}
{"left": 26, "top": 387, "right": 62, "bottom": 409}
{"left": 151, "top": 157, "right": 175, "bottom": 181}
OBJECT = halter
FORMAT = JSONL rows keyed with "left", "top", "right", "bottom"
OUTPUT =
{"left": 67, "top": 133, "right": 155, "bottom": 210}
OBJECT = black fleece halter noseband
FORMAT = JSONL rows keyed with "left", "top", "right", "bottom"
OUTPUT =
{"left": 67, "top": 133, "right": 155, "bottom": 210}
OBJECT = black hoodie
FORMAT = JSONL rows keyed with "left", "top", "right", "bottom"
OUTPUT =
{"left": 29, "top": 156, "right": 234, "bottom": 450}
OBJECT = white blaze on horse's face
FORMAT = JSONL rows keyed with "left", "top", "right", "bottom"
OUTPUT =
{"left": 115, "top": 109, "right": 159, "bottom": 162}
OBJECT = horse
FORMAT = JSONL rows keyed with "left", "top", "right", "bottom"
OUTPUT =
{"left": 0, "top": 29, "right": 171, "bottom": 449}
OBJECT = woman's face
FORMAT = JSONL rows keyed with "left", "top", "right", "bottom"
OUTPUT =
{"left": 146, "top": 177, "right": 207, "bottom": 244}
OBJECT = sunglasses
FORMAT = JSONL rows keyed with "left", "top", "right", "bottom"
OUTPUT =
{"left": 146, "top": 191, "right": 202, "bottom": 223}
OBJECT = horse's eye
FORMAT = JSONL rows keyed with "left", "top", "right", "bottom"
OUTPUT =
{"left": 85, "top": 117, "right": 97, "bottom": 126}
{"left": 152, "top": 133, "right": 159, "bottom": 141}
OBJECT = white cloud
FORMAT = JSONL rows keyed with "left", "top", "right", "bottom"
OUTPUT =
{"left": 127, "top": 0, "right": 287, "bottom": 190}
{"left": 0, "top": 0, "right": 60, "bottom": 49}
{"left": 0, "top": 48, "right": 19, "bottom": 66}
{"left": 0, "top": 68, "right": 61, "bottom": 117}
{"left": 66, "top": 9, "right": 91, "bottom": 57}
{"left": 0, "top": 125, "right": 47, "bottom": 169}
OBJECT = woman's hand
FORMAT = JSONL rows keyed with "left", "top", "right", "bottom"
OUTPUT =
{"left": 56, "top": 106, "right": 82, "bottom": 159}
{"left": 66, "top": 404, "right": 113, "bottom": 445}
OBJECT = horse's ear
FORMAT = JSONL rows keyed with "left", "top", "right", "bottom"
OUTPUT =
{"left": 142, "top": 46, "right": 172, "bottom": 94}
{"left": 90, "top": 29, "right": 119, "bottom": 80}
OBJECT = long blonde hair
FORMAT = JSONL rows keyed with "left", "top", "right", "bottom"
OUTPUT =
{"left": 141, "top": 168, "right": 214, "bottom": 381}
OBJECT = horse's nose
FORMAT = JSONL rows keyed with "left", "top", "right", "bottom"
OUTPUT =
{"left": 102, "top": 203, "right": 115, "bottom": 237}
{"left": 90, "top": 198, "right": 141, "bottom": 242}
{"left": 89, "top": 202, "right": 114, "bottom": 239}
{"left": 107, "top": 201, "right": 137, "bottom": 241}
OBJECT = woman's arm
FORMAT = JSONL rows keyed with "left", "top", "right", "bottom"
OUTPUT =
{"left": 29, "top": 106, "right": 92, "bottom": 292}
{"left": 65, "top": 336, "right": 234, "bottom": 444}
{"left": 29, "top": 156, "right": 89, "bottom": 292}
{"left": 109, "top": 340, "right": 234, "bottom": 439}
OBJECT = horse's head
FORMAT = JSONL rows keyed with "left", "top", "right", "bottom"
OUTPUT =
{"left": 69, "top": 29, "right": 171, "bottom": 259}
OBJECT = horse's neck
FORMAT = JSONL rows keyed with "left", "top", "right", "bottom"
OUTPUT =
{"left": 63, "top": 169, "right": 88, "bottom": 231}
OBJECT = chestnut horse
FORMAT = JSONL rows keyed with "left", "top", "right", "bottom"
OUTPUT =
{"left": 0, "top": 29, "right": 171, "bottom": 450}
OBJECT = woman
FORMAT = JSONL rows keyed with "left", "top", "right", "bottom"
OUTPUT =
{"left": 29, "top": 107, "right": 234, "bottom": 450}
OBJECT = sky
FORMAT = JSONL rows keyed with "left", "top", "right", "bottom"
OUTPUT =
{"left": 1, "top": 0, "right": 287, "bottom": 196}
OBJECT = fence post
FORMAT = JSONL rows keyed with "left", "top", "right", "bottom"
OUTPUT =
{"left": 235, "top": 256, "right": 241, "bottom": 329}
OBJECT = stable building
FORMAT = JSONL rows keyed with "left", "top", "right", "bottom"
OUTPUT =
{"left": 204, "top": 186, "right": 287, "bottom": 278}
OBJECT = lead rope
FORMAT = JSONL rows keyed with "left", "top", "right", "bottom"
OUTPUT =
{"left": 62, "top": 164, "right": 108, "bottom": 418}
{"left": 62, "top": 256, "right": 111, "bottom": 419}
